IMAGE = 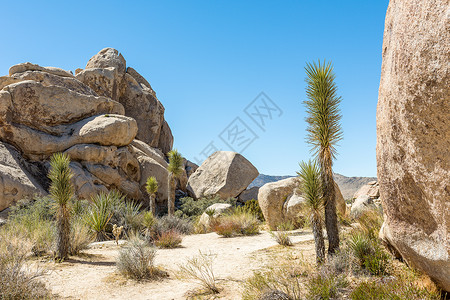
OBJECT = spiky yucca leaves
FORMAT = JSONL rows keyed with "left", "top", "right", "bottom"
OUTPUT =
{"left": 167, "top": 150, "right": 184, "bottom": 217}
{"left": 48, "top": 153, "right": 74, "bottom": 260}
{"left": 146, "top": 176, "right": 158, "bottom": 215}
{"left": 304, "top": 60, "right": 343, "bottom": 255}
{"left": 297, "top": 160, "right": 326, "bottom": 264}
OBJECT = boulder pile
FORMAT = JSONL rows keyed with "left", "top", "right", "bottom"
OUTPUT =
{"left": 0, "top": 48, "right": 183, "bottom": 211}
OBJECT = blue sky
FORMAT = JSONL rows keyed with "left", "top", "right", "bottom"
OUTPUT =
{"left": 1, "top": 1, "right": 389, "bottom": 177}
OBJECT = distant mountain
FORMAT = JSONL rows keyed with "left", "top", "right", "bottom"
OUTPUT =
{"left": 249, "top": 173, "right": 377, "bottom": 200}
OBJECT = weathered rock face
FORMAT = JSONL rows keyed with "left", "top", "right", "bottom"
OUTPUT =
{"left": 77, "top": 48, "right": 173, "bottom": 152}
{"left": 259, "top": 177, "right": 346, "bottom": 230}
{"left": 377, "top": 0, "right": 450, "bottom": 291}
{"left": 0, "top": 49, "right": 175, "bottom": 210}
{"left": 0, "top": 142, "right": 45, "bottom": 210}
{"left": 353, "top": 181, "right": 379, "bottom": 199}
{"left": 186, "top": 151, "right": 259, "bottom": 199}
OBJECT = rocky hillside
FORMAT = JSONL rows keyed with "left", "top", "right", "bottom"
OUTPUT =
{"left": 249, "top": 173, "right": 376, "bottom": 199}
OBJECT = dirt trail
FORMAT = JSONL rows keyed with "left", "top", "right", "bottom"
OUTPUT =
{"left": 41, "top": 230, "right": 314, "bottom": 300}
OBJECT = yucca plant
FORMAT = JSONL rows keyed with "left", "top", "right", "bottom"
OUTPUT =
{"left": 167, "top": 149, "right": 184, "bottom": 217}
{"left": 85, "top": 192, "right": 115, "bottom": 241}
{"left": 304, "top": 60, "right": 343, "bottom": 255}
{"left": 48, "top": 152, "right": 74, "bottom": 260}
{"left": 145, "top": 176, "right": 158, "bottom": 215}
{"left": 297, "top": 160, "right": 325, "bottom": 263}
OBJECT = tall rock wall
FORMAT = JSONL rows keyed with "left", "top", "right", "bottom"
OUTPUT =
{"left": 377, "top": 0, "right": 449, "bottom": 291}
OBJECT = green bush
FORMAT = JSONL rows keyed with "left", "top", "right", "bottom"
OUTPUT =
{"left": 7, "top": 198, "right": 55, "bottom": 256}
{"left": 306, "top": 271, "right": 348, "bottom": 300}
{"left": 240, "top": 199, "right": 265, "bottom": 221}
{"left": 350, "top": 279, "right": 441, "bottom": 300}
{"left": 212, "top": 210, "right": 260, "bottom": 237}
{"left": 153, "top": 215, "right": 193, "bottom": 236}
{"left": 154, "top": 229, "right": 182, "bottom": 248}
{"left": 69, "top": 220, "right": 93, "bottom": 255}
{"left": 175, "top": 196, "right": 237, "bottom": 220}
{"left": 348, "top": 231, "right": 390, "bottom": 276}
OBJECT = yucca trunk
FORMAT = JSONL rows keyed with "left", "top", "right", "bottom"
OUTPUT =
{"left": 56, "top": 205, "right": 70, "bottom": 260}
{"left": 149, "top": 194, "right": 156, "bottom": 216}
{"left": 168, "top": 174, "right": 176, "bottom": 216}
{"left": 311, "top": 214, "right": 325, "bottom": 264}
{"left": 321, "top": 154, "right": 340, "bottom": 255}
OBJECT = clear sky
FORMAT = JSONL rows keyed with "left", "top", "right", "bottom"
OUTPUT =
{"left": 1, "top": 1, "right": 389, "bottom": 177}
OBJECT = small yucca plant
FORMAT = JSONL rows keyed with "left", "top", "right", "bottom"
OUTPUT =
{"left": 167, "top": 150, "right": 184, "bottom": 217}
{"left": 297, "top": 159, "right": 325, "bottom": 263}
{"left": 48, "top": 152, "right": 74, "bottom": 261}
{"left": 145, "top": 176, "right": 158, "bottom": 215}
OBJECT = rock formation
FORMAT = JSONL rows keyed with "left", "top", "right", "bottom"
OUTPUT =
{"left": 377, "top": 0, "right": 449, "bottom": 291}
{"left": 258, "top": 177, "right": 346, "bottom": 230}
{"left": 187, "top": 151, "right": 259, "bottom": 199}
{"left": 0, "top": 48, "right": 175, "bottom": 211}
{"left": 353, "top": 181, "right": 379, "bottom": 200}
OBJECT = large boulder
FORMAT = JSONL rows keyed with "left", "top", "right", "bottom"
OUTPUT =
{"left": 0, "top": 80, "right": 123, "bottom": 130}
{"left": 0, "top": 142, "right": 45, "bottom": 210}
{"left": 376, "top": 0, "right": 450, "bottom": 291}
{"left": 1, "top": 114, "right": 138, "bottom": 160}
{"left": 258, "top": 177, "right": 301, "bottom": 230}
{"left": 259, "top": 177, "right": 346, "bottom": 230}
{"left": 186, "top": 151, "right": 259, "bottom": 199}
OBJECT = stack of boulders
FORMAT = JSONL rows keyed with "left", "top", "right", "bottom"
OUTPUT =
{"left": 258, "top": 177, "right": 346, "bottom": 230}
{"left": 350, "top": 181, "right": 381, "bottom": 219}
{"left": 0, "top": 48, "right": 194, "bottom": 212}
{"left": 376, "top": 0, "right": 449, "bottom": 291}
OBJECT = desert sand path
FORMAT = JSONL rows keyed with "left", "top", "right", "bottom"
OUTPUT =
{"left": 41, "top": 230, "right": 314, "bottom": 300}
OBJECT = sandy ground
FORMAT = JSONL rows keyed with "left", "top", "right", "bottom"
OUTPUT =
{"left": 39, "top": 230, "right": 315, "bottom": 300}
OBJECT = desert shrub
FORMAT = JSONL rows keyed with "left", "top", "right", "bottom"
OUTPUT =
{"left": 7, "top": 198, "right": 55, "bottom": 255}
{"left": 212, "top": 210, "right": 260, "bottom": 237}
{"left": 240, "top": 199, "right": 265, "bottom": 221}
{"left": 178, "top": 251, "right": 219, "bottom": 294}
{"left": 193, "top": 215, "right": 210, "bottom": 234}
{"left": 306, "top": 269, "right": 348, "bottom": 300}
{"left": 212, "top": 219, "right": 239, "bottom": 237}
{"left": 242, "top": 259, "right": 306, "bottom": 300}
{"left": 71, "top": 199, "right": 90, "bottom": 219}
{"left": 121, "top": 200, "right": 144, "bottom": 234}
{"left": 175, "top": 196, "right": 237, "bottom": 220}
{"left": 116, "top": 236, "right": 157, "bottom": 280}
{"left": 154, "top": 229, "right": 182, "bottom": 248}
{"left": 348, "top": 231, "right": 390, "bottom": 276}
{"left": 154, "top": 215, "right": 193, "bottom": 236}
{"left": 350, "top": 279, "right": 441, "bottom": 300}
{"left": 271, "top": 231, "right": 292, "bottom": 247}
{"left": 0, "top": 233, "right": 51, "bottom": 299}
{"left": 357, "top": 208, "right": 384, "bottom": 240}
{"left": 69, "top": 220, "right": 93, "bottom": 255}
